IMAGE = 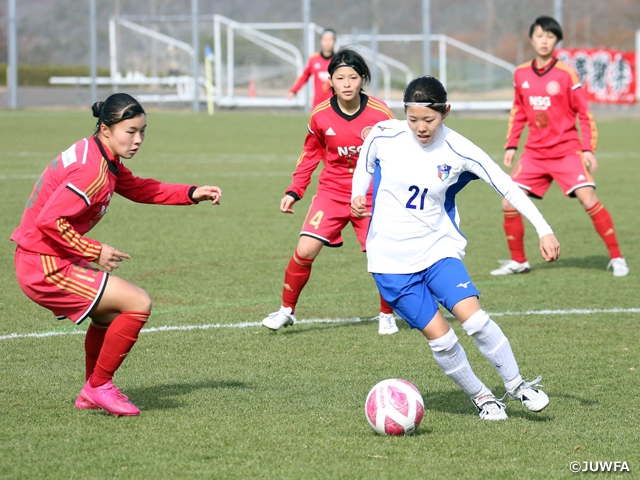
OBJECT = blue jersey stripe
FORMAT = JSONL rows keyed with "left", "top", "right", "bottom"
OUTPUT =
{"left": 444, "top": 171, "right": 478, "bottom": 238}
{"left": 444, "top": 139, "right": 504, "bottom": 196}
{"left": 364, "top": 130, "right": 406, "bottom": 174}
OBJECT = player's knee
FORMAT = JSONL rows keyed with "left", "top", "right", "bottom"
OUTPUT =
{"left": 131, "top": 287, "right": 152, "bottom": 313}
{"left": 501, "top": 198, "right": 514, "bottom": 211}
{"left": 578, "top": 191, "right": 598, "bottom": 210}
{"left": 428, "top": 328, "right": 458, "bottom": 352}
{"left": 295, "top": 244, "right": 320, "bottom": 260}
{"left": 460, "top": 309, "right": 490, "bottom": 336}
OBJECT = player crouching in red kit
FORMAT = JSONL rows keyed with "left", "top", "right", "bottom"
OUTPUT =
{"left": 492, "top": 16, "right": 628, "bottom": 277}
{"left": 11, "top": 93, "right": 222, "bottom": 416}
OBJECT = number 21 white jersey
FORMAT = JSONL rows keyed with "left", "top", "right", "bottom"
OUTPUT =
{"left": 352, "top": 119, "right": 553, "bottom": 274}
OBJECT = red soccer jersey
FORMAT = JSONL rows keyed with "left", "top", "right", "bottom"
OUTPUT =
{"left": 290, "top": 52, "right": 334, "bottom": 108}
{"left": 286, "top": 93, "right": 395, "bottom": 204}
{"left": 11, "top": 136, "right": 196, "bottom": 260}
{"left": 505, "top": 57, "right": 597, "bottom": 159}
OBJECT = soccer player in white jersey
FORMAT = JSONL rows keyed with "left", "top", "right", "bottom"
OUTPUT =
{"left": 351, "top": 76, "right": 561, "bottom": 420}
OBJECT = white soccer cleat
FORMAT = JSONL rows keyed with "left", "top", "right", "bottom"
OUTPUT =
{"left": 473, "top": 393, "right": 508, "bottom": 421}
{"left": 490, "top": 259, "right": 531, "bottom": 276}
{"left": 508, "top": 376, "right": 549, "bottom": 412}
{"left": 607, "top": 258, "right": 629, "bottom": 277}
{"left": 378, "top": 312, "right": 399, "bottom": 335}
{"left": 262, "top": 306, "right": 296, "bottom": 331}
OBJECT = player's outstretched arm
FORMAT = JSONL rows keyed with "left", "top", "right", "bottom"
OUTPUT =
{"left": 191, "top": 185, "right": 222, "bottom": 205}
{"left": 350, "top": 195, "right": 370, "bottom": 218}
{"left": 539, "top": 234, "right": 561, "bottom": 263}
{"left": 280, "top": 194, "right": 296, "bottom": 214}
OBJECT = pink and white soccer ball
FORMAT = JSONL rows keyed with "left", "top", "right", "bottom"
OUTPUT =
{"left": 365, "top": 378, "right": 424, "bottom": 435}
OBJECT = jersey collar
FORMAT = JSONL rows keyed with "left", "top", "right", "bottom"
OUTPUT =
{"left": 531, "top": 57, "right": 558, "bottom": 77}
{"left": 330, "top": 92, "right": 369, "bottom": 121}
{"left": 93, "top": 136, "right": 119, "bottom": 177}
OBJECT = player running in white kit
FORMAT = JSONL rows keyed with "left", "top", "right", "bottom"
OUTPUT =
{"left": 351, "top": 75, "right": 561, "bottom": 420}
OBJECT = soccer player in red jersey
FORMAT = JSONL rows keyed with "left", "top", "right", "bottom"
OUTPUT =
{"left": 263, "top": 48, "right": 398, "bottom": 334}
{"left": 492, "top": 16, "right": 628, "bottom": 277}
{"left": 287, "top": 29, "right": 336, "bottom": 108}
{"left": 11, "top": 93, "right": 222, "bottom": 416}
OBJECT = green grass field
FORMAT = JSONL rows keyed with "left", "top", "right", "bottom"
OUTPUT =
{"left": 0, "top": 109, "right": 638, "bottom": 479}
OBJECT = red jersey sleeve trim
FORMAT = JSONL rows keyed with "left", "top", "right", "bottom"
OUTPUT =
{"left": 555, "top": 60, "right": 581, "bottom": 86}
{"left": 367, "top": 99, "right": 395, "bottom": 119}
{"left": 65, "top": 183, "right": 90, "bottom": 206}
{"left": 56, "top": 218, "right": 102, "bottom": 259}
{"left": 310, "top": 99, "right": 332, "bottom": 116}
{"left": 290, "top": 53, "right": 320, "bottom": 94}
{"left": 504, "top": 106, "right": 519, "bottom": 149}
{"left": 586, "top": 111, "right": 598, "bottom": 151}
{"left": 84, "top": 158, "right": 109, "bottom": 200}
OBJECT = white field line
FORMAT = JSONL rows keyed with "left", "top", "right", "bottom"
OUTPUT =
{"left": 1, "top": 307, "right": 639, "bottom": 342}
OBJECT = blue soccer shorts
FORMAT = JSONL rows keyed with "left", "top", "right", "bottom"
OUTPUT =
{"left": 373, "top": 257, "right": 481, "bottom": 330}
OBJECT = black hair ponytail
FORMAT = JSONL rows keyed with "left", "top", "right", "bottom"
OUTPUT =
{"left": 92, "top": 93, "right": 145, "bottom": 133}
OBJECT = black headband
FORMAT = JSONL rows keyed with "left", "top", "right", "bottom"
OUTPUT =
{"left": 329, "top": 63, "right": 360, "bottom": 77}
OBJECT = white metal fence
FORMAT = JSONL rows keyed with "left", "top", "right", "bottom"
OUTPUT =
{"left": 51, "top": 15, "right": 521, "bottom": 111}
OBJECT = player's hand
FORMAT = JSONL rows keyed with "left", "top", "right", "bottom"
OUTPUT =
{"left": 287, "top": 91, "right": 295, "bottom": 101}
{"left": 503, "top": 149, "right": 516, "bottom": 168}
{"left": 539, "top": 234, "right": 560, "bottom": 263}
{"left": 582, "top": 151, "right": 598, "bottom": 173}
{"left": 192, "top": 186, "right": 222, "bottom": 205}
{"left": 96, "top": 244, "right": 130, "bottom": 272}
{"left": 280, "top": 194, "right": 296, "bottom": 214}
{"left": 351, "top": 195, "right": 371, "bottom": 218}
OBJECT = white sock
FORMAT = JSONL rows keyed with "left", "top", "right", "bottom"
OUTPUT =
{"left": 462, "top": 310, "right": 523, "bottom": 392}
{"left": 428, "top": 328, "right": 490, "bottom": 399}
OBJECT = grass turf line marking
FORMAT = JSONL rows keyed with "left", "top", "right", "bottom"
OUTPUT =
{"left": 1, "top": 307, "right": 639, "bottom": 342}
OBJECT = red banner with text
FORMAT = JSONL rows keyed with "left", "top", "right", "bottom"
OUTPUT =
{"left": 557, "top": 48, "right": 636, "bottom": 104}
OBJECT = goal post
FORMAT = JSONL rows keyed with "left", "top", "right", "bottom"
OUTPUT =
{"left": 104, "top": 15, "right": 518, "bottom": 111}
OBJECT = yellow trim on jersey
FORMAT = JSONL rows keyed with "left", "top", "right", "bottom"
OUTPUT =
{"left": 514, "top": 60, "right": 533, "bottom": 72}
{"left": 555, "top": 60, "right": 581, "bottom": 86}
{"left": 586, "top": 111, "right": 598, "bottom": 151}
{"left": 367, "top": 99, "right": 395, "bottom": 119}
{"left": 84, "top": 158, "right": 109, "bottom": 200}
{"left": 504, "top": 106, "right": 519, "bottom": 149}
{"left": 310, "top": 98, "right": 332, "bottom": 117}
{"left": 56, "top": 218, "right": 101, "bottom": 259}
{"left": 295, "top": 151, "right": 306, "bottom": 167}
{"left": 41, "top": 254, "right": 97, "bottom": 300}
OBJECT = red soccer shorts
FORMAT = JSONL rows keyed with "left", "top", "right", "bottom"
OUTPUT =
{"left": 300, "top": 194, "right": 370, "bottom": 250}
{"left": 14, "top": 248, "right": 108, "bottom": 324}
{"left": 511, "top": 152, "right": 595, "bottom": 199}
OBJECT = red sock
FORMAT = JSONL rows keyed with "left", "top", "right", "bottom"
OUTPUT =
{"left": 379, "top": 294, "right": 393, "bottom": 315}
{"left": 587, "top": 202, "right": 622, "bottom": 259}
{"left": 503, "top": 209, "right": 527, "bottom": 263}
{"left": 84, "top": 321, "right": 108, "bottom": 381}
{"left": 90, "top": 311, "right": 149, "bottom": 388}
{"left": 282, "top": 250, "right": 314, "bottom": 313}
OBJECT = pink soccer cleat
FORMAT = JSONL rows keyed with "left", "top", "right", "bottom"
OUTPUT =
{"left": 74, "top": 391, "right": 100, "bottom": 410}
{"left": 79, "top": 377, "right": 140, "bottom": 417}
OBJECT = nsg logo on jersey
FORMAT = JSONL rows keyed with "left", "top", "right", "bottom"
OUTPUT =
{"left": 529, "top": 95, "right": 551, "bottom": 110}
{"left": 337, "top": 145, "right": 362, "bottom": 156}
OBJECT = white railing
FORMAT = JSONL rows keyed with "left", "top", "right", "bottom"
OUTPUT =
{"left": 50, "top": 16, "right": 519, "bottom": 111}
{"left": 213, "top": 15, "right": 306, "bottom": 107}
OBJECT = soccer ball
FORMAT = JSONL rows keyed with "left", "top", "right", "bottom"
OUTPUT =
{"left": 365, "top": 378, "right": 424, "bottom": 435}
